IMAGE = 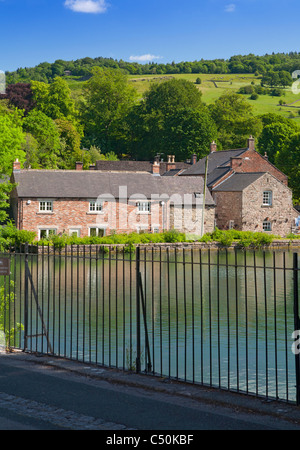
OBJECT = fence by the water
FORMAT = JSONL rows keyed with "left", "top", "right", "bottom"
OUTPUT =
{"left": 1, "top": 244, "right": 299, "bottom": 404}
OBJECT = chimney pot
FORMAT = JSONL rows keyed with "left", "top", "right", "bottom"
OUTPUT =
{"left": 152, "top": 160, "right": 160, "bottom": 175}
{"left": 76, "top": 162, "right": 83, "bottom": 171}
{"left": 13, "top": 159, "right": 21, "bottom": 172}
{"left": 247, "top": 135, "right": 255, "bottom": 151}
{"left": 210, "top": 141, "right": 217, "bottom": 153}
{"left": 191, "top": 154, "right": 197, "bottom": 165}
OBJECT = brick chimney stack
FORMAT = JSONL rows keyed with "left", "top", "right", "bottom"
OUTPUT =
{"left": 191, "top": 154, "right": 197, "bottom": 165}
{"left": 166, "top": 155, "right": 176, "bottom": 172}
{"left": 13, "top": 159, "right": 21, "bottom": 172}
{"left": 247, "top": 136, "right": 255, "bottom": 151}
{"left": 210, "top": 141, "right": 217, "bottom": 153}
{"left": 152, "top": 156, "right": 160, "bottom": 176}
{"left": 76, "top": 162, "right": 83, "bottom": 171}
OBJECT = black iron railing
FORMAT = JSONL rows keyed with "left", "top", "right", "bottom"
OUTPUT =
{"left": 0, "top": 244, "right": 299, "bottom": 404}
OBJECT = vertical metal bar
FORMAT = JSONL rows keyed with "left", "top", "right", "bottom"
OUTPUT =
{"left": 293, "top": 253, "right": 300, "bottom": 406}
{"left": 283, "top": 252, "right": 289, "bottom": 402}
{"left": 70, "top": 245, "right": 73, "bottom": 360}
{"left": 263, "top": 251, "right": 268, "bottom": 399}
{"left": 24, "top": 243, "right": 29, "bottom": 352}
{"left": 244, "top": 251, "right": 249, "bottom": 394}
{"left": 183, "top": 247, "right": 187, "bottom": 381}
{"left": 115, "top": 246, "right": 118, "bottom": 368}
{"left": 253, "top": 251, "right": 259, "bottom": 397}
{"left": 273, "top": 251, "right": 278, "bottom": 400}
{"left": 217, "top": 249, "right": 220, "bottom": 388}
{"left": 108, "top": 246, "right": 111, "bottom": 366}
{"left": 200, "top": 248, "right": 203, "bottom": 385}
{"left": 226, "top": 249, "right": 230, "bottom": 390}
{"left": 89, "top": 245, "right": 92, "bottom": 363}
{"left": 136, "top": 246, "right": 141, "bottom": 374}
{"left": 151, "top": 247, "right": 155, "bottom": 375}
{"left": 191, "top": 248, "right": 195, "bottom": 384}
{"left": 159, "top": 246, "right": 162, "bottom": 376}
{"left": 175, "top": 247, "right": 179, "bottom": 380}
{"left": 208, "top": 248, "right": 212, "bottom": 386}
{"left": 234, "top": 248, "right": 239, "bottom": 392}
{"left": 167, "top": 247, "right": 171, "bottom": 379}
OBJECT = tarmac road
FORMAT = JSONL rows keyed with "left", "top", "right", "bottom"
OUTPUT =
{"left": 1, "top": 350, "right": 300, "bottom": 433}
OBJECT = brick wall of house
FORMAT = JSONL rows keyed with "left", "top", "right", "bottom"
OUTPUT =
{"left": 229, "top": 150, "right": 288, "bottom": 186}
{"left": 212, "top": 192, "right": 243, "bottom": 230}
{"left": 241, "top": 173, "right": 298, "bottom": 236}
{"left": 18, "top": 198, "right": 165, "bottom": 239}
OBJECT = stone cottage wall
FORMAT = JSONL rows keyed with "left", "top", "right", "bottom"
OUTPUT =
{"left": 242, "top": 173, "right": 298, "bottom": 236}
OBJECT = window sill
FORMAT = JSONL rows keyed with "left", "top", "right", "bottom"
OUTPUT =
{"left": 137, "top": 212, "right": 151, "bottom": 215}
{"left": 37, "top": 212, "right": 54, "bottom": 215}
{"left": 261, "top": 205, "right": 273, "bottom": 208}
{"left": 87, "top": 212, "right": 104, "bottom": 215}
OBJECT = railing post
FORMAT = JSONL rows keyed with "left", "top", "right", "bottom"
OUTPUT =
{"left": 24, "top": 243, "right": 29, "bottom": 352}
{"left": 136, "top": 246, "right": 141, "bottom": 373}
{"left": 293, "top": 253, "right": 300, "bottom": 405}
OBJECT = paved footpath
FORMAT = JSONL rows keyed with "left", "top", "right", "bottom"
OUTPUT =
{"left": 1, "top": 349, "right": 300, "bottom": 432}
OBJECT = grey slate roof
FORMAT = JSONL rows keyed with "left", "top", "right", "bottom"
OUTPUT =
{"left": 12, "top": 170, "right": 215, "bottom": 206}
{"left": 96, "top": 160, "right": 191, "bottom": 176}
{"left": 212, "top": 172, "right": 264, "bottom": 192}
{"left": 179, "top": 149, "right": 247, "bottom": 177}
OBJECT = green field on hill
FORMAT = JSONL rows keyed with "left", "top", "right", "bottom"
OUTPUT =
{"left": 66, "top": 72, "right": 300, "bottom": 125}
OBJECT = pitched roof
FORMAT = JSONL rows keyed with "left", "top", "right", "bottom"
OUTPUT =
{"left": 12, "top": 170, "right": 215, "bottom": 206}
{"left": 179, "top": 149, "right": 247, "bottom": 176}
{"left": 212, "top": 172, "right": 264, "bottom": 192}
{"left": 96, "top": 160, "right": 191, "bottom": 175}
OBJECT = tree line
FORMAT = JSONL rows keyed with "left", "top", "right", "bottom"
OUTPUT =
{"left": 0, "top": 67, "right": 299, "bottom": 226}
{"left": 5, "top": 52, "right": 300, "bottom": 84}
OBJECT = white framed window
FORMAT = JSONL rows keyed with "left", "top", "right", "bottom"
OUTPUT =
{"left": 229, "top": 220, "right": 234, "bottom": 230}
{"left": 69, "top": 228, "right": 81, "bottom": 237}
{"left": 263, "top": 221, "right": 272, "bottom": 231}
{"left": 39, "top": 229, "right": 57, "bottom": 239}
{"left": 263, "top": 191, "right": 272, "bottom": 206}
{"left": 137, "top": 225, "right": 149, "bottom": 233}
{"left": 89, "top": 200, "right": 103, "bottom": 213}
{"left": 89, "top": 227, "right": 106, "bottom": 237}
{"left": 39, "top": 200, "right": 53, "bottom": 213}
{"left": 152, "top": 226, "right": 160, "bottom": 234}
{"left": 137, "top": 201, "right": 151, "bottom": 213}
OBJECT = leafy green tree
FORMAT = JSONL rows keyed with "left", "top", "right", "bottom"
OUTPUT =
{"left": 258, "top": 119, "right": 298, "bottom": 164}
{"left": 209, "top": 92, "right": 263, "bottom": 149}
{"left": 128, "top": 79, "right": 205, "bottom": 159}
{"left": 275, "top": 133, "right": 300, "bottom": 202}
{"left": 22, "top": 110, "right": 62, "bottom": 168}
{"left": 0, "top": 178, "right": 15, "bottom": 223}
{"left": 31, "top": 77, "right": 79, "bottom": 125}
{"left": 80, "top": 67, "right": 137, "bottom": 153}
{"left": 0, "top": 112, "right": 26, "bottom": 174}
{"left": 162, "top": 107, "right": 218, "bottom": 160}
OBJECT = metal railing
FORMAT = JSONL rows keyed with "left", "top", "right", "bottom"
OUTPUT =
{"left": 0, "top": 244, "right": 299, "bottom": 404}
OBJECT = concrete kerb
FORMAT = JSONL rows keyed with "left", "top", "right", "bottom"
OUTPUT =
{"left": 2, "top": 349, "right": 300, "bottom": 427}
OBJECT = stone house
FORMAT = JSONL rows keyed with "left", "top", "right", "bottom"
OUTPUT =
{"left": 178, "top": 137, "right": 298, "bottom": 236}
{"left": 10, "top": 160, "right": 215, "bottom": 240}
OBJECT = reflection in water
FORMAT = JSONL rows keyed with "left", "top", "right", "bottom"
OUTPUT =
{"left": 5, "top": 248, "right": 299, "bottom": 403}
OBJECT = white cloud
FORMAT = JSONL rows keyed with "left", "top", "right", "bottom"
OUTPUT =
{"left": 64, "top": 0, "right": 108, "bottom": 14}
{"left": 225, "top": 3, "right": 236, "bottom": 12}
{"left": 129, "top": 54, "right": 163, "bottom": 62}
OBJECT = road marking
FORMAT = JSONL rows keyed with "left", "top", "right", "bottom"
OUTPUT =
{"left": 0, "top": 392, "right": 134, "bottom": 430}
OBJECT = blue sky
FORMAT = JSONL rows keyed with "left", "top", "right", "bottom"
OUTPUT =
{"left": 0, "top": 0, "right": 298, "bottom": 71}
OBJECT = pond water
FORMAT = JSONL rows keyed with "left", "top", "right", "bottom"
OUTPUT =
{"left": 3, "top": 247, "right": 300, "bottom": 403}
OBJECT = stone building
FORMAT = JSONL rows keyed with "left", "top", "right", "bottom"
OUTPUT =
{"left": 178, "top": 137, "right": 298, "bottom": 236}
